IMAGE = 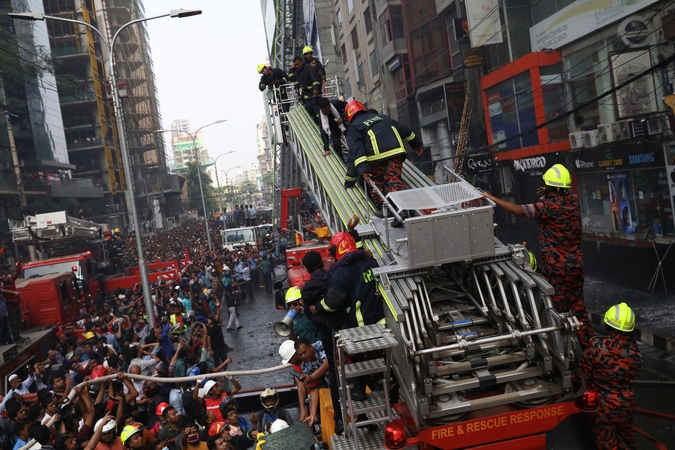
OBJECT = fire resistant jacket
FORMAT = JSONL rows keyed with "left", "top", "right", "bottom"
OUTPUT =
{"left": 258, "top": 67, "right": 289, "bottom": 91}
{"left": 344, "top": 112, "right": 422, "bottom": 186}
{"left": 289, "top": 63, "right": 321, "bottom": 98}
{"left": 314, "top": 250, "right": 385, "bottom": 328}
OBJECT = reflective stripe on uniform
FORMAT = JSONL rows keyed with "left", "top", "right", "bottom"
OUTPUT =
{"left": 403, "top": 132, "right": 416, "bottom": 142}
{"left": 354, "top": 156, "right": 368, "bottom": 167}
{"left": 320, "top": 298, "right": 337, "bottom": 312}
{"left": 355, "top": 301, "right": 364, "bottom": 327}
{"left": 344, "top": 174, "right": 357, "bottom": 181}
{"left": 368, "top": 130, "right": 380, "bottom": 155}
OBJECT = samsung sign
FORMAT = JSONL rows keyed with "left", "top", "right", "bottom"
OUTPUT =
{"left": 529, "top": 0, "right": 658, "bottom": 51}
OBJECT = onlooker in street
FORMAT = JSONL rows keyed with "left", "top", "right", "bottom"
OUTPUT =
{"left": 0, "top": 292, "right": 13, "bottom": 345}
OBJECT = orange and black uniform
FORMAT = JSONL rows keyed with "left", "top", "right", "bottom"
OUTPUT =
{"left": 344, "top": 112, "right": 422, "bottom": 206}
{"left": 522, "top": 194, "right": 594, "bottom": 348}
{"left": 580, "top": 333, "right": 642, "bottom": 449}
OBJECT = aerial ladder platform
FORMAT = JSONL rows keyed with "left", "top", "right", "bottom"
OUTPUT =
{"left": 268, "top": 86, "right": 583, "bottom": 449}
{"left": 9, "top": 211, "right": 104, "bottom": 246}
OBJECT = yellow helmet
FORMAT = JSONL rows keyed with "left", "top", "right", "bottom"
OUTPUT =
{"left": 285, "top": 286, "right": 302, "bottom": 304}
{"left": 542, "top": 164, "right": 571, "bottom": 189}
{"left": 257, "top": 63, "right": 266, "bottom": 73}
{"left": 604, "top": 302, "right": 635, "bottom": 332}
{"left": 114, "top": 228, "right": 121, "bottom": 234}
{"left": 302, "top": 45, "right": 313, "bottom": 55}
{"left": 120, "top": 423, "right": 145, "bottom": 445}
{"left": 85, "top": 331, "right": 96, "bottom": 339}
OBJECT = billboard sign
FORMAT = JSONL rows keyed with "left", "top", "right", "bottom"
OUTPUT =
{"left": 465, "top": 0, "right": 504, "bottom": 47}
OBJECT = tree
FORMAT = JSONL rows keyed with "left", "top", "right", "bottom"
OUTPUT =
{"left": 237, "top": 180, "right": 257, "bottom": 205}
{"left": 185, "top": 162, "right": 217, "bottom": 214}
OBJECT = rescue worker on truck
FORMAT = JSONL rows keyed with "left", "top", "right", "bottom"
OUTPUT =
{"left": 288, "top": 56, "right": 322, "bottom": 124}
{"left": 302, "top": 46, "right": 326, "bottom": 83}
{"left": 343, "top": 100, "right": 424, "bottom": 228}
{"left": 481, "top": 164, "right": 594, "bottom": 348}
{"left": 580, "top": 302, "right": 642, "bottom": 450}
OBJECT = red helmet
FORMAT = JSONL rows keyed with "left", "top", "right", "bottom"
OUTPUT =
{"left": 104, "top": 229, "right": 112, "bottom": 236}
{"left": 90, "top": 365, "right": 107, "bottom": 380}
{"left": 345, "top": 100, "right": 366, "bottom": 122}
{"left": 329, "top": 232, "right": 357, "bottom": 260}
{"left": 155, "top": 402, "right": 170, "bottom": 416}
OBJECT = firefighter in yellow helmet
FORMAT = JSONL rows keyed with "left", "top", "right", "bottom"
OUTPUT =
{"left": 579, "top": 303, "right": 642, "bottom": 450}
{"left": 120, "top": 422, "right": 145, "bottom": 450}
{"left": 302, "top": 45, "right": 325, "bottom": 81}
{"left": 482, "top": 164, "right": 594, "bottom": 348}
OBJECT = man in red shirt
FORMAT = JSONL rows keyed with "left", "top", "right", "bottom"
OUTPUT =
{"left": 482, "top": 164, "right": 593, "bottom": 348}
{"left": 194, "top": 379, "right": 241, "bottom": 422}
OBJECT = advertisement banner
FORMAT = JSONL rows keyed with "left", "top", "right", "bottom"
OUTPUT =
{"left": 466, "top": 0, "right": 504, "bottom": 48}
{"left": 611, "top": 50, "right": 658, "bottom": 118}
{"left": 616, "top": 173, "right": 635, "bottom": 234}
{"left": 571, "top": 144, "right": 665, "bottom": 173}
{"left": 465, "top": 153, "right": 494, "bottom": 175}
{"left": 529, "top": 0, "right": 659, "bottom": 51}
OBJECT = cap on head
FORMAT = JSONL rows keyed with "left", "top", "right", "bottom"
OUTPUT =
{"left": 302, "top": 45, "right": 313, "bottom": 55}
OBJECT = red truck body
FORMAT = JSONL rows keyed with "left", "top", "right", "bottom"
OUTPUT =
{"left": 15, "top": 272, "right": 80, "bottom": 327}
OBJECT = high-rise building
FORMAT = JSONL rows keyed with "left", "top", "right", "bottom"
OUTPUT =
{"left": 0, "top": 0, "right": 103, "bottom": 238}
{"left": 170, "top": 119, "right": 210, "bottom": 171}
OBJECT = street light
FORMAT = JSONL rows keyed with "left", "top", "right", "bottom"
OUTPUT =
{"left": 224, "top": 166, "right": 241, "bottom": 212}
{"left": 204, "top": 152, "right": 236, "bottom": 214}
{"left": 155, "top": 120, "right": 227, "bottom": 251}
{"left": 10, "top": 8, "right": 202, "bottom": 330}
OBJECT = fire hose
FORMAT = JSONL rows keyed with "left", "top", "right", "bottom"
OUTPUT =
{"left": 18, "top": 365, "right": 292, "bottom": 450}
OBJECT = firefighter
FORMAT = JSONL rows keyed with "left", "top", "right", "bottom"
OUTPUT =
{"left": 112, "top": 229, "right": 125, "bottom": 274}
{"left": 257, "top": 64, "right": 290, "bottom": 112}
{"left": 580, "top": 302, "right": 642, "bottom": 450}
{"left": 302, "top": 46, "right": 325, "bottom": 82}
{"left": 344, "top": 100, "right": 424, "bottom": 227}
{"left": 482, "top": 164, "right": 594, "bottom": 348}
{"left": 288, "top": 56, "right": 322, "bottom": 123}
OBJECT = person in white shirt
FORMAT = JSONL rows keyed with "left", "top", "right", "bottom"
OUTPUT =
{"left": 8, "top": 373, "right": 34, "bottom": 395}
{"left": 128, "top": 343, "right": 160, "bottom": 376}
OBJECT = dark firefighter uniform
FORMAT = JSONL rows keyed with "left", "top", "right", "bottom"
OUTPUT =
{"left": 522, "top": 193, "right": 594, "bottom": 348}
{"left": 112, "top": 236, "right": 124, "bottom": 273}
{"left": 289, "top": 59, "right": 322, "bottom": 122}
{"left": 314, "top": 250, "right": 384, "bottom": 329}
{"left": 344, "top": 111, "right": 422, "bottom": 207}
{"left": 579, "top": 302, "right": 642, "bottom": 450}
{"left": 258, "top": 66, "right": 290, "bottom": 112}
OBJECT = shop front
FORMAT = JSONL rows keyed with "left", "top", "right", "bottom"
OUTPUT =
{"left": 571, "top": 142, "right": 675, "bottom": 290}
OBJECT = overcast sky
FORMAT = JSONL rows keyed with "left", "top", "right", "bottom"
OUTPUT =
{"left": 144, "top": 1, "right": 268, "bottom": 178}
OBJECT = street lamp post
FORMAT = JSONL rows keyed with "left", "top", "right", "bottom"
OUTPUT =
{"left": 204, "top": 152, "right": 236, "bottom": 214}
{"left": 224, "top": 166, "right": 241, "bottom": 212}
{"left": 10, "top": 8, "right": 202, "bottom": 330}
{"left": 155, "top": 120, "right": 227, "bottom": 251}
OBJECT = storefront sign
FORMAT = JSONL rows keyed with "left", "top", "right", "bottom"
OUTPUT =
{"left": 513, "top": 156, "right": 547, "bottom": 172}
{"left": 582, "top": 214, "right": 611, "bottom": 232}
{"left": 571, "top": 144, "right": 665, "bottom": 173}
{"left": 619, "top": 16, "right": 653, "bottom": 46}
{"left": 466, "top": 0, "right": 504, "bottom": 48}
{"left": 387, "top": 55, "right": 402, "bottom": 73}
{"left": 465, "top": 153, "right": 493, "bottom": 174}
{"left": 529, "top": 0, "right": 659, "bottom": 51}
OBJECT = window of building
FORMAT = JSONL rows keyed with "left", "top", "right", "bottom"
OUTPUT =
{"left": 351, "top": 27, "right": 359, "bottom": 49}
{"left": 337, "top": 9, "right": 343, "bottom": 30}
{"left": 379, "top": 5, "right": 404, "bottom": 45}
{"left": 345, "top": 78, "right": 352, "bottom": 100}
{"left": 348, "top": 0, "right": 354, "bottom": 14}
{"left": 364, "top": 7, "right": 373, "bottom": 34}
{"left": 341, "top": 43, "right": 347, "bottom": 65}
{"left": 393, "top": 55, "right": 412, "bottom": 101}
{"left": 486, "top": 71, "right": 539, "bottom": 151}
{"left": 370, "top": 50, "right": 378, "bottom": 77}
{"left": 409, "top": 13, "right": 450, "bottom": 87}
{"left": 357, "top": 63, "right": 365, "bottom": 89}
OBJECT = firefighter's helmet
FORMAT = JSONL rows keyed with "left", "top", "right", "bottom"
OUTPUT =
{"left": 604, "top": 302, "right": 636, "bottom": 332}
{"left": 345, "top": 100, "right": 366, "bottom": 122}
{"left": 120, "top": 423, "right": 144, "bottom": 445}
{"left": 542, "top": 164, "right": 571, "bottom": 189}
{"left": 104, "top": 229, "right": 112, "bottom": 236}
{"left": 94, "top": 418, "right": 117, "bottom": 435}
{"left": 257, "top": 63, "right": 266, "bottom": 73}
{"left": 285, "top": 286, "right": 302, "bottom": 304}
{"left": 329, "top": 232, "right": 357, "bottom": 261}
{"left": 260, "top": 387, "right": 279, "bottom": 412}
{"left": 302, "top": 45, "right": 313, "bottom": 55}
{"left": 114, "top": 228, "right": 121, "bottom": 234}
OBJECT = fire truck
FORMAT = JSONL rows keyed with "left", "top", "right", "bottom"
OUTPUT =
{"left": 259, "top": 82, "right": 598, "bottom": 449}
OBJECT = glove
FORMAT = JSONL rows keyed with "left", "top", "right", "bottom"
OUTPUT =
{"left": 255, "top": 432, "right": 266, "bottom": 450}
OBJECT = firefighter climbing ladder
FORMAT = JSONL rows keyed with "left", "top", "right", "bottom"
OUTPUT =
{"left": 270, "top": 95, "right": 582, "bottom": 449}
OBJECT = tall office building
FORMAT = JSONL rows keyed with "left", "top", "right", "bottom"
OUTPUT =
{"left": 170, "top": 119, "right": 210, "bottom": 171}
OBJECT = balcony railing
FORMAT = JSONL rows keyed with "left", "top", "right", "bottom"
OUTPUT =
{"left": 52, "top": 46, "right": 86, "bottom": 57}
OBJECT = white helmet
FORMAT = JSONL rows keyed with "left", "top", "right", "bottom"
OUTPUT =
{"left": 269, "top": 419, "right": 289, "bottom": 433}
{"left": 279, "top": 340, "right": 296, "bottom": 365}
{"left": 95, "top": 417, "right": 117, "bottom": 434}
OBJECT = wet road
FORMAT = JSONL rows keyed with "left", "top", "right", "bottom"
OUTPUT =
{"left": 218, "top": 268, "right": 675, "bottom": 448}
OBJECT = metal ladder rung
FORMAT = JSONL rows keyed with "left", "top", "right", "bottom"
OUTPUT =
{"left": 344, "top": 358, "right": 387, "bottom": 378}
{"left": 350, "top": 391, "right": 387, "bottom": 416}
